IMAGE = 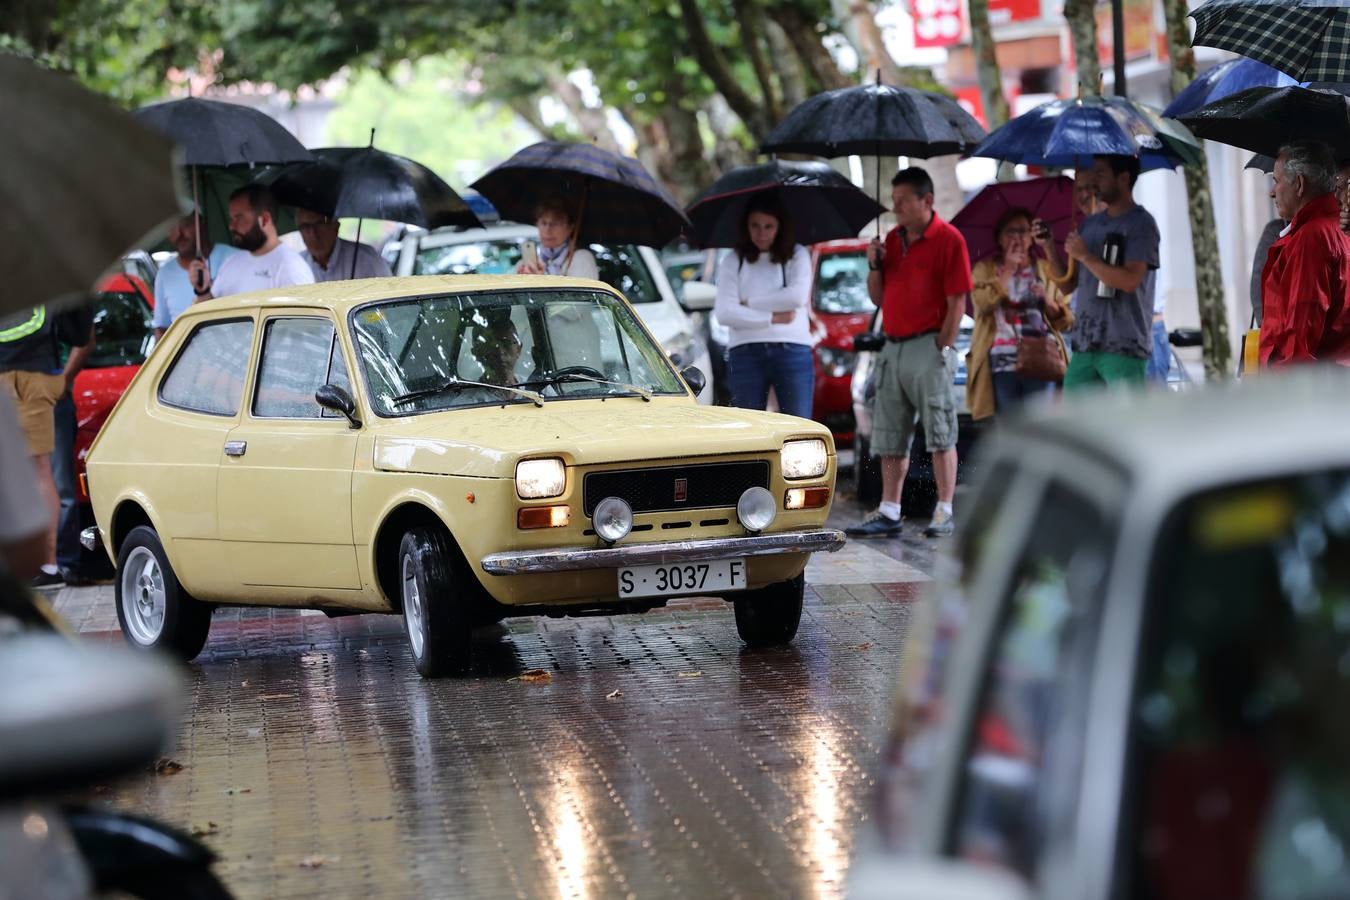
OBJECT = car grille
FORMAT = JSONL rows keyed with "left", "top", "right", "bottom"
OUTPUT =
{"left": 582, "top": 461, "right": 770, "bottom": 516}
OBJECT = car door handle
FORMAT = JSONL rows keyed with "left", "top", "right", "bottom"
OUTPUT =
{"left": 224, "top": 440, "right": 247, "bottom": 457}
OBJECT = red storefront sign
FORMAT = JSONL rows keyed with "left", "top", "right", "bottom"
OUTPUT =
{"left": 988, "top": 0, "right": 1041, "bottom": 25}
{"left": 912, "top": 0, "right": 965, "bottom": 49}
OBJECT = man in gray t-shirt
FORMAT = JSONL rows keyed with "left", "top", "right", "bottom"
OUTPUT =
{"left": 1059, "top": 155, "right": 1160, "bottom": 389}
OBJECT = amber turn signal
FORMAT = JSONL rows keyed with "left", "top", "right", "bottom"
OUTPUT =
{"left": 517, "top": 505, "right": 570, "bottom": 529}
{"left": 784, "top": 487, "right": 830, "bottom": 510}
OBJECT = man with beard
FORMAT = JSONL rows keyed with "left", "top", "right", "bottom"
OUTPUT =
{"left": 1061, "top": 155, "right": 1160, "bottom": 390}
{"left": 191, "top": 184, "right": 313, "bottom": 299}
{"left": 153, "top": 209, "right": 238, "bottom": 337}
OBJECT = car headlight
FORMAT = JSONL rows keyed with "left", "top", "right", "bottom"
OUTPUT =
{"left": 662, "top": 331, "right": 698, "bottom": 367}
{"left": 817, "top": 347, "right": 856, "bottom": 378}
{"left": 515, "top": 457, "right": 566, "bottom": 499}
{"left": 781, "top": 439, "right": 828, "bottom": 479}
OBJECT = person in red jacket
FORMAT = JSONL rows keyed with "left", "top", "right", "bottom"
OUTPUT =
{"left": 1260, "top": 140, "right": 1350, "bottom": 366}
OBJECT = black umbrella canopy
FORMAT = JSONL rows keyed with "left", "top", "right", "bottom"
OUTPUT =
{"left": 1190, "top": 0, "right": 1350, "bottom": 84}
{"left": 1177, "top": 85, "right": 1350, "bottom": 160}
{"left": 760, "top": 81, "right": 987, "bottom": 158}
{"left": 686, "top": 160, "right": 885, "bottom": 248}
{"left": 133, "top": 97, "right": 311, "bottom": 167}
{"left": 271, "top": 147, "right": 482, "bottom": 230}
{"left": 470, "top": 141, "right": 691, "bottom": 247}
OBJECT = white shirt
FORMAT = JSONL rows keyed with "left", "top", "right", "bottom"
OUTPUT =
{"left": 713, "top": 244, "right": 813, "bottom": 348}
{"left": 303, "top": 239, "right": 393, "bottom": 282}
{"left": 212, "top": 243, "right": 315, "bottom": 297}
{"left": 0, "top": 392, "right": 46, "bottom": 544}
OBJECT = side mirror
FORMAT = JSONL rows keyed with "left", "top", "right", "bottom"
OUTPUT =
{"left": 680, "top": 281, "right": 716, "bottom": 312}
{"left": 680, "top": 365, "right": 707, "bottom": 398}
{"left": 854, "top": 332, "right": 885, "bottom": 353}
{"left": 1169, "top": 328, "right": 1203, "bottom": 347}
{"left": 315, "top": 383, "right": 362, "bottom": 429}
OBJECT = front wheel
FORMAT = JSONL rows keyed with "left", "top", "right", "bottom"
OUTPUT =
{"left": 398, "top": 527, "right": 472, "bottom": 677}
{"left": 114, "top": 526, "right": 211, "bottom": 660}
{"left": 732, "top": 574, "right": 804, "bottom": 647}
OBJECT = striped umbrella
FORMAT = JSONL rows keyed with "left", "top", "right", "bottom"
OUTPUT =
{"left": 1190, "top": 0, "right": 1350, "bottom": 83}
{"left": 469, "top": 141, "right": 691, "bottom": 248}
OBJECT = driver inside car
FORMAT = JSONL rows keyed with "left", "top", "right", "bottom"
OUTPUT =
{"left": 468, "top": 310, "right": 523, "bottom": 385}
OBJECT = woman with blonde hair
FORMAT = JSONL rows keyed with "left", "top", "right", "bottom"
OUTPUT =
{"left": 967, "top": 207, "right": 1073, "bottom": 420}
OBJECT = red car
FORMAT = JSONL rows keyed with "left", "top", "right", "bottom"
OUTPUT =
{"left": 73, "top": 274, "right": 155, "bottom": 534}
{"left": 810, "top": 239, "right": 875, "bottom": 444}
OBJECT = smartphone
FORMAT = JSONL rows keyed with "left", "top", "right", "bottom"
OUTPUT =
{"left": 1034, "top": 221, "right": 1052, "bottom": 242}
{"left": 520, "top": 240, "right": 539, "bottom": 269}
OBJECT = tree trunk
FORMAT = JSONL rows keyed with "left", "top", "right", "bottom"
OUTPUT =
{"left": 658, "top": 103, "right": 716, "bottom": 204}
{"left": 767, "top": 2, "right": 854, "bottom": 92}
{"left": 1162, "top": 0, "right": 1231, "bottom": 378}
{"left": 847, "top": 1, "right": 905, "bottom": 86}
{"left": 1063, "top": 0, "right": 1102, "bottom": 95}
{"left": 506, "top": 95, "right": 575, "bottom": 144}
{"left": 676, "top": 0, "right": 770, "bottom": 138}
{"left": 968, "top": 0, "right": 1010, "bottom": 130}
{"left": 544, "top": 69, "right": 625, "bottom": 154}
{"left": 765, "top": 19, "right": 809, "bottom": 109}
{"left": 704, "top": 94, "right": 755, "bottom": 174}
{"left": 733, "top": 0, "right": 782, "bottom": 124}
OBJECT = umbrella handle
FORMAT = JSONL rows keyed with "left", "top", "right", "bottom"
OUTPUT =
{"left": 564, "top": 184, "right": 589, "bottom": 274}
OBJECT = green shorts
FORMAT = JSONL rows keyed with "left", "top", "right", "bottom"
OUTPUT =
{"left": 871, "top": 333, "right": 958, "bottom": 457}
{"left": 1063, "top": 350, "right": 1148, "bottom": 391}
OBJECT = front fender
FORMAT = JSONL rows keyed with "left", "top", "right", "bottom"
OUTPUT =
{"left": 63, "top": 804, "right": 216, "bottom": 873}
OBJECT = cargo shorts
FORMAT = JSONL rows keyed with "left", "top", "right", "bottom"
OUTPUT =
{"left": 0, "top": 369, "right": 65, "bottom": 457}
{"left": 870, "top": 332, "right": 958, "bottom": 457}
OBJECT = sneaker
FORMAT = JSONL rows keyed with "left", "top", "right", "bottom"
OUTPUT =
{"left": 845, "top": 511, "right": 903, "bottom": 537}
{"left": 30, "top": 570, "right": 64, "bottom": 589}
{"left": 59, "top": 567, "right": 95, "bottom": 587}
{"left": 924, "top": 507, "right": 955, "bottom": 537}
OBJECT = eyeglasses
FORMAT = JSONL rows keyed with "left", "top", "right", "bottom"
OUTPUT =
{"left": 1001, "top": 227, "right": 1032, "bottom": 237}
{"left": 296, "top": 219, "right": 333, "bottom": 233}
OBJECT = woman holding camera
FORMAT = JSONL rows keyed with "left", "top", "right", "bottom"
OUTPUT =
{"left": 713, "top": 193, "right": 814, "bottom": 417}
{"left": 966, "top": 208, "right": 1073, "bottom": 420}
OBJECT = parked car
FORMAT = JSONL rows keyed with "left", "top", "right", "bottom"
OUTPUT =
{"left": 809, "top": 239, "right": 876, "bottom": 443}
{"left": 120, "top": 249, "right": 158, "bottom": 292}
{"left": 663, "top": 246, "right": 730, "bottom": 405}
{"left": 83, "top": 276, "right": 844, "bottom": 676}
{"left": 386, "top": 223, "right": 718, "bottom": 403}
{"left": 849, "top": 368, "right": 1350, "bottom": 900}
{"left": 71, "top": 273, "right": 156, "bottom": 574}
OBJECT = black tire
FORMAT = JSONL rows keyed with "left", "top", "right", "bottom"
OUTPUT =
{"left": 114, "top": 525, "right": 211, "bottom": 660}
{"left": 398, "top": 527, "right": 473, "bottom": 677}
{"left": 733, "top": 574, "right": 804, "bottom": 647}
{"left": 853, "top": 432, "right": 882, "bottom": 506}
{"left": 94, "top": 866, "right": 233, "bottom": 899}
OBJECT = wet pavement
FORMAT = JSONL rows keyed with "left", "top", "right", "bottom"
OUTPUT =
{"left": 56, "top": 493, "right": 945, "bottom": 899}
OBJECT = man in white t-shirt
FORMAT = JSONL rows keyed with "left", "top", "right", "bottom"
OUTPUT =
{"left": 191, "top": 185, "right": 315, "bottom": 299}
{"left": 296, "top": 207, "right": 393, "bottom": 282}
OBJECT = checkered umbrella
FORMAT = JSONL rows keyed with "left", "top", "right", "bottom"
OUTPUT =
{"left": 1190, "top": 0, "right": 1350, "bottom": 83}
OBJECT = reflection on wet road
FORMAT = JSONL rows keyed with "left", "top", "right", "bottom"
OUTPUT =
{"left": 63, "top": 536, "right": 933, "bottom": 898}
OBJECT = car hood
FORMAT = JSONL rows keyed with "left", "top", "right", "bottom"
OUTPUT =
{"left": 373, "top": 399, "right": 829, "bottom": 478}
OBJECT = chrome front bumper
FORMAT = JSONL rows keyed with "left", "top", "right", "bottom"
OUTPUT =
{"left": 480, "top": 529, "right": 846, "bottom": 575}
{"left": 79, "top": 526, "right": 101, "bottom": 552}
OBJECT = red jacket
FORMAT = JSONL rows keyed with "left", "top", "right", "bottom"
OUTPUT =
{"left": 1260, "top": 193, "right": 1350, "bottom": 366}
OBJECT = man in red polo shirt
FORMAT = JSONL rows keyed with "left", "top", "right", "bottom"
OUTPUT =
{"left": 1261, "top": 140, "right": 1350, "bottom": 366}
{"left": 846, "top": 168, "right": 972, "bottom": 538}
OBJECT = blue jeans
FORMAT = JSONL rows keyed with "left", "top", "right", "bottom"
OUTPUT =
{"left": 1147, "top": 319, "right": 1170, "bottom": 384}
{"left": 50, "top": 391, "right": 80, "bottom": 570}
{"left": 728, "top": 342, "right": 815, "bottom": 419}
{"left": 992, "top": 371, "right": 1055, "bottom": 414}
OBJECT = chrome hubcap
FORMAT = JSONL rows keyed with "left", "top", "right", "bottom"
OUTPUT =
{"left": 119, "top": 546, "right": 165, "bottom": 645}
{"left": 402, "top": 554, "right": 425, "bottom": 659}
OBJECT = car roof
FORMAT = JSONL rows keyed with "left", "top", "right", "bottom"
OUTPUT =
{"left": 996, "top": 367, "right": 1350, "bottom": 495}
{"left": 813, "top": 239, "right": 870, "bottom": 253}
{"left": 178, "top": 274, "right": 619, "bottom": 320}
{"left": 96, "top": 272, "right": 152, "bottom": 301}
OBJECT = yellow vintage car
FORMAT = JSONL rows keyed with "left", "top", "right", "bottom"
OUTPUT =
{"left": 82, "top": 275, "right": 844, "bottom": 676}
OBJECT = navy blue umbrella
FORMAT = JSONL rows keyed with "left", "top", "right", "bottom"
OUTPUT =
{"left": 969, "top": 95, "right": 1204, "bottom": 171}
{"left": 470, "top": 141, "right": 691, "bottom": 247}
{"left": 1163, "top": 57, "right": 1303, "bottom": 118}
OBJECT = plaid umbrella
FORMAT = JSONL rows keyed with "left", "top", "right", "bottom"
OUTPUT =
{"left": 1177, "top": 85, "right": 1350, "bottom": 160}
{"left": 469, "top": 141, "right": 691, "bottom": 247}
{"left": 1190, "top": 0, "right": 1350, "bottom": 83}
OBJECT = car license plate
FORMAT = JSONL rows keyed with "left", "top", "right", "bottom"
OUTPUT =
{"left": 618, "top": 559, "right": 747, "bottom": 599}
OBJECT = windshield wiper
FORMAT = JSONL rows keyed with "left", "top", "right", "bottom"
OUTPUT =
{"left": 520, "top": 371, "right": 653, "bottom": 401}
{"left": 390, "top": 377, "right": 545, "bottom": 408}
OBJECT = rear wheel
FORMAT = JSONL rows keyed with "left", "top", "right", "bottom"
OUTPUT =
{"left": 732, "top": 574, "right": 804, "bottom": 647}
{"left": 114, "top": 526, "right": 211, "bottom": 660}
{"left": 399, "top": 527, "right": 473, "bottom": 677}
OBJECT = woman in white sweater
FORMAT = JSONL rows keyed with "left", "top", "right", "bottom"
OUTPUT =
{"left": 714, "top": 193, "right": 814, "bottom": 417}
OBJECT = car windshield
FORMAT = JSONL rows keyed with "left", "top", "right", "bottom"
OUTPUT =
{"left": 814, "top": 251, "right": 876, "bottom": 314}
{"left": 413, "top": 238, "right": 661, "bottom": 304}
{"left": 351, "top": 288, "right": 687, "bottom": 416}
{"left": 1122, "top": 470, "right": 1350, "bottom": 899}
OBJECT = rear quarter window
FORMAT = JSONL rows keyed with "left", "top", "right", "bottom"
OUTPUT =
{"left": 158, "top": 318, "right": 255, "bottom": 416}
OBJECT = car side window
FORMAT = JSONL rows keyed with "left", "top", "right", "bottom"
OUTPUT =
{"left": 159, "top": 318, "right": 255, "bottom": 416}
{"left": 949, "top": 482, "right": 1109, "bottom": 881}
{"left": 1120, "top": 473, "right": 1350, "bottom": 900}
{"left": 253, "top": 317, "right": 339, "bottom": 419}
{"left": 590, "top": 244, "right": 658, "bottom": 304}
{"left": 89, "top": 288, "right": 153, "bottom": 368}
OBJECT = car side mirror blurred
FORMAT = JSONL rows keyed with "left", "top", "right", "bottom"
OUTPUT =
{"left": 315, "top": 384, "right": 361, "bottom": 429}
{"left": 854, "top": 332, "right": 885, "bottom": 353}
{"left": 680, "top": 365, "right": 707, "bottom": 398}
{"left": 1169, "top": 328, "right": 1203, "bottom": 347}
{"left": 680, "top": 281, "right": 716, "bottom": 312}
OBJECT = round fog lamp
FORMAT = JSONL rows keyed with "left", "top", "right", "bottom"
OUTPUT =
{"left": 593, "top": 496, "right": 634, "bottom": 543}
{"left": 736, "top": 486, "right": 777, "bottom": 533}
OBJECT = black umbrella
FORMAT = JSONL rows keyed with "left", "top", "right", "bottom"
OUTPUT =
{"left": 1190, "top": 0, "right": 1350, "bottom": 83}
{"left": 1177, "top": 85, "right": 1350, "bottom": 159}
{"left": 686, "top": 160, "right": 885, "bottom": 248}
{"left": 470, "top": 141, "right": 691, "bottom": 249}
